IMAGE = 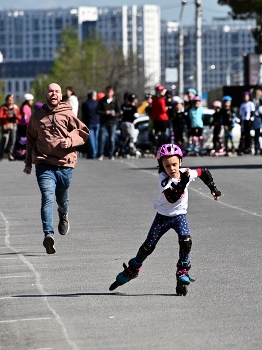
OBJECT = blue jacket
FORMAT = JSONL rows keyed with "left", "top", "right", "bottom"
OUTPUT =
{"left": 189, "top": 107, "right": 203, "bottom": 128}
{"left": 82, "top": 99, "right": 100, "bottom": 125}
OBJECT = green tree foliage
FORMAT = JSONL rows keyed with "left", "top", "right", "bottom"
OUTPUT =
{"left": 31, "top": 27, "right": 148, "bottom": 106}
{"left": 218, "top": 0, "right": 262, "bottom": 53}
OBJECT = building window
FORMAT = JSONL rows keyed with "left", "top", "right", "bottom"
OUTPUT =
{"left": 15, "top": 48, "right": 23, "bottom": 58}
{"left": 33, "top": 19, "right": 40, "bottom": 31}
{"left": 0, "top": 34, "right": 5, "bottom": 45}
{"left": 0, "top": 20, "right": 5, "bottom": 31}
{"left": 33, "top": 47, "right": 40, "bottom": 58}
{"left": 15, "top": 34, "right": 23, "bottom": 45}
{"left": 15, "top": 81, "right": 19, "bottom": 92}
{"left": 55, "top": 18, "right": 63, "bottom": 29}
{"left": 33, "top": 34, "right": 39, "bottom": 44}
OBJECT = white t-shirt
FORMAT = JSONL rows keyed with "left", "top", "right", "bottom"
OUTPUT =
{"left": 68, "top": 95, "right": 79, "bottom": 116}
{"left": 239, "top": 101, "right": 255, "bottom": 121}
{"left": 153, "top": 168, "right": 199, "bottom": 217}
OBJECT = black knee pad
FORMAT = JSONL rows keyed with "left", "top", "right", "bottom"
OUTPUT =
{"left": 178, "top": 235, "right": 192, "bottom": 253}
{"left": 136, "top": 242, "right": 155, "bottom": 260}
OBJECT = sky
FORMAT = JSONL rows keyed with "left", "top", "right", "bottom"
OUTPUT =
{"left": 1, "top": 0, "right": 232, "bottom": 25}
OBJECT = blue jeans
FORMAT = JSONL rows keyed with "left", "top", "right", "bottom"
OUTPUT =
{"left": 87, "top": 123, "right": 100, "bottom": 158}
{"left": 98, "top": 124, "right": 117, "bottom": 158}
{"left": 35, "top": 163, "right": 73, "bottom": 236}
{"left": 0, "top": 124, "right": 17, "bottom": 159}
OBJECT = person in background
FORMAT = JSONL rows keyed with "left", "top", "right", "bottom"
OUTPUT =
{"left": 210, "top": 100, "right": 224, "bottom": 155}
{"left": 165, "top": 90, "right": 175, "bottom": 121}
{"left": 82, "top": 91, "right": 100, "bottom": 159}
{"left": 66, "top": 86, "right": 79, "bottom": 116}
{"left": 0, "top": 94, "right": 21, "bottom": 161}
{"left": 34, "top": 101, "right": 44, "bottom": 111}
{"left": 151, "top": 85, "right": 169, "bottom": 150}
{"left": 23, "top": 83, "right": 89, "bottom": 254}
{"left": 18, "top": 93, "right": 34, "bottom": 138}
{"left": 253, "top": 96, "right": 262, "bottom": 155}
{"left": 184, "top": 88, "right": 197, "bottom": 150}
{"left": 188, "top": 96, "right": 204, "bottom": 152}
{"left": 239, "top": 91, "right": 255, "bottom": 154}
{"left": 119, "top": 93, "right": 139, "bottom": 156}
{"left": 252, "top": 86, "right": 262, "bottom": 111}
{"left": 221, "top": 95, "right": 236, "bottom": 156}
{"left": 96, "top": 85, "right": 120, "bottom": 160}
{"left": 172, "top": 96, "right": 186, "bottom": 149}
{"left": 184, "top": 88, "right": 197, "bottom": 113}
{"left": 137, "top": 93, "right": 152, "bottom": 115}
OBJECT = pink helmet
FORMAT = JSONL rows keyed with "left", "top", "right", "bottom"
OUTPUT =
{"left": 212, "top": 100, "right": 222, "bottom": 108}
{"left": 193, "top": 96, "right": 201, "bottom": 102}
{"left": 157, "top": 144, "right": 183, "bottom": 160}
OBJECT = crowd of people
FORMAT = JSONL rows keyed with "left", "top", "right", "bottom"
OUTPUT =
{"left": 81, "top": 85, "right": 262, "bottom": 159}
{"left": 1, "top": 84, "right": 262, "bottom": 161}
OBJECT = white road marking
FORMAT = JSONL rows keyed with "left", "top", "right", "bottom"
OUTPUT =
{"left": 0, "top": 211, "right": 79, "bottom": 350}
{"left": 0, "top": 317, "right": 52, "bottom": 323}
{"left": 0, "top": 275, "right": 32, "bottom": 278}
{"left": 29, "top": 348, "right": 53, "bottom": 350}
{"left": 28, "top": 348, "right": 53, "bottom": 350}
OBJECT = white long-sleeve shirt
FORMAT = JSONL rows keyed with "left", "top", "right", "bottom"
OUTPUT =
{"left": 68, "top": 95, "right": 79, "bottom": 116}
{"left": 153, "top": 169, "right": 199, "bottom": 217}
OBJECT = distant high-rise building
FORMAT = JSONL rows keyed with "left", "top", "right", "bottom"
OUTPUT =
{"left": 0, "top": 7, "right": 258, "bottom": 100}
{"left": 0, "top": 7, "right": 97, "bottom": 99}
{"left": 161, "top": 17, "right": 257, "bottom": 96}
{"left": 95, "top": 5, "right": 161, "bottom": 90}
{"left": 0, "top": 5, "right": 160, "bottom": 99}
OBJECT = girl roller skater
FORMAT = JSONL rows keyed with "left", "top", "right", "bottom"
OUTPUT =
{"left": 109, "top": 144, "right": 221, "bottom": 295}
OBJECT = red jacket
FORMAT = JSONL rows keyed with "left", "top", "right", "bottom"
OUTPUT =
{"left": 0, "top": 104, "right": 21, "bottom": 126}
{"left": 151, "top": 96, "right": 168, "bottom": 121}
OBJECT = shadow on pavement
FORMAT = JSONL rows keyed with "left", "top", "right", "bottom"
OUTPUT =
{"left": 12, "top": 292, "right": 178, "bottom": 297}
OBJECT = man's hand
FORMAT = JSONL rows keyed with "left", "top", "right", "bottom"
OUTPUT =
{"left": 23, "top": 166, "right": 32, "bottom": 175}
{"left": 60, "top": 138, "right": 68, "bottom": 148}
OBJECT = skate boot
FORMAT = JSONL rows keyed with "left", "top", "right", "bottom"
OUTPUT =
{"left": 176, "top": 260, "right": 193, "bottom": 296}
{"left": 109, "top": 258, "right": 142, "bottom": 291}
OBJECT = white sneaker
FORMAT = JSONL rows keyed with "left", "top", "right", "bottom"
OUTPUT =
{"left": 109, "top": 156, "right": 115, "bottom": 160}
{"left": 98, "top": 156, "right": 104, "bottom": 161}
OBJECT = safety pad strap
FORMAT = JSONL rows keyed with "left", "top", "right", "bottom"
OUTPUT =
{"left": 163, "top": 171, "right": 189, "bottom": 203}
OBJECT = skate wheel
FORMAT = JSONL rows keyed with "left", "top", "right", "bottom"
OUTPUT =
{"left": 176, "top": 283, "right": 183, "bottom": 296}
{"left": 176, "top": 283, "right": 188, "bottom": 296}
{"left": 109, "top": 281, "right": 121, "bottom": 291}
{"left": 182, "top": 285, "right": 188, "bottom": 296}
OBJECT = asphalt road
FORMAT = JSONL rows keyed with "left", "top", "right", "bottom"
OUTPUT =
{"left": 0, "top": 155, "right": 262, "bottom": 350}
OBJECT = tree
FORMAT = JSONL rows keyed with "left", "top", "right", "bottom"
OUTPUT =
{"left": 31, "top": 27, "right": 150, "bottom": 107}
{"left": 218, "top": 0, "right": 262, "bottom": 53}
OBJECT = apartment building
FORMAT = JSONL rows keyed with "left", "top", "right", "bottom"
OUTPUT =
{"left": 0, "top": 5, "right": 160, "bottom": 99}
{"left": 161, "top": 16, "right": 257, "bottom": 94}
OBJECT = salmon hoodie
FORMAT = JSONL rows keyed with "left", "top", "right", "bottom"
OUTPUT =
{"left": 25, "top": 102, "right": 89, "bottom": 168}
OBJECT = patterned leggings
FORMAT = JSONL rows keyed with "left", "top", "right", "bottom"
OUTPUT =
{"left": 135, "top": 213, "right": 191, "bottom": 263}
